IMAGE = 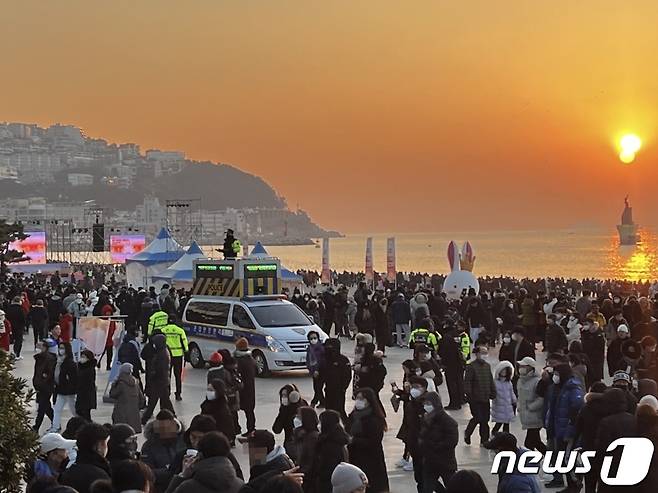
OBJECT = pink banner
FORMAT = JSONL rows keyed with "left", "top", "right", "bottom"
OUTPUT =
{"left": 365, "top": 237, "right": 374, "bottom": 282}
{"left": 386, "top": 237, "right": 396, "bottom": 282}
{"left": 321, "top": 238, "right": 331, "bottom": 284}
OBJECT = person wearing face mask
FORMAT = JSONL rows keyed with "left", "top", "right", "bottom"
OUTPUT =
{"left": 544, "top": 314, "right": 568, "bottom": 354}
{"left": 515, "top": 357, "right": 546, "bottom": 454}
{"left": 234, "top": 338, "right": 257, "bottom": 437}
{"left": 106, "top": 423, "right": 139, "bottom": 467}
{"left": 346, "top": 388, "right": 389, "bottom": 493}
{"left": 201, "top": 379, "right": 236, "bottom": 445}
{"left": 543, "top": 363, "right": 584, "bottom": 490}
{"left": 487, "top": 361, "right": 517, "bottom": 440}
{"left": 31, "top": 432, "right": 76, "bottom": 481}
{"left": 606, "top": 324, "right": 630, "bottom": 376}
{"left": 110, "top": 362, "right": 146, "bottom": 433}
{"left": 565, "top": 313, "right": 583, "bottom": 343}
{"left": 463, "top": 345, "right": 496, "bottom": 446}
{"left": 273, "top": 385, "right": 308, "bottom": 461}
{"left": 60, "top": 423, "right": 112, "bottom": 493}
{"left": 320, "top": 338, "right": 352, "bottom": 420}
{"left": 416, "top": 392, "right": 458, "bottom": 493}
{"left": 33, "top": 339, "right": 56, "bottom": 431}
{"left": 49, "top": 342, "right": 78, "bottom": 433}
{"left": 413, "top": 343, "right": 442, "bottom": 390}
{"left": 305, "top": 330, "right": 326, "bottom": 408}
{"left": 498, "top": 331, "right": 515, "bottom": 364}
{"left": 292, "top": 406, "right": 319, "bottom": 489}
{"left": 604, "top": 309, "right": 628, "bottom": 345}
{"left": 75, "top": 349, "right": 97, "bottom": 422}
{"left": 438, "top": 329, "right": 466, "bottom": 410}
{"left": 581, "top": 318, "right": 605, "bottom": 383}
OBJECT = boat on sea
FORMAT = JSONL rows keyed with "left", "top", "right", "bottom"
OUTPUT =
{"left": 617, "top": 196, "right": 638, "bottom": 246}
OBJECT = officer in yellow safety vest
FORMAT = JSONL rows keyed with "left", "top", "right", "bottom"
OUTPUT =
{"left": 147, "top": 310, "right": 169, "bottom": 336}
{"left": 457, "top": 321, "right": 472, "bottom": 361}
{"left": 217, "top": 229, "right": 242, "bottom": 259}
{"left": 161, "top": 314, "right": 189, "bottom": 401}
{"left": 409, "top": 317, "right": 441, "bottom": 353}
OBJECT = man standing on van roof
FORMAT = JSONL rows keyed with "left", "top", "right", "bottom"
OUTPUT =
{"left": 217, "top": 229, "right": 241, "bottom": 259}
{"left": 160, "top": 314, "right": 189, "bottom": 401}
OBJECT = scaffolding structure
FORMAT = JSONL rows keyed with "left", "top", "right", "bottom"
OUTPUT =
{"left": 166, "top": 198, "right": 201, "bottom": 246}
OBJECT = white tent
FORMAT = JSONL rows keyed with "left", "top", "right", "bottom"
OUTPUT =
{"left": 151, "top": 241, "right": 205, "bottom": 287}
{"left": 125, "top": 228, "right": 184, "bottom": 288}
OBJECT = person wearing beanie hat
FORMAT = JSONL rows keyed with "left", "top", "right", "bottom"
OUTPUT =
{"left": 607, "top": 324, "right": 631, "bottom": 377}
{"left": 106, "top": 423, "right": 138, "bottom": 466}
{"left": 639, "top": 394, "right": 658, "bottom": 411}
{"left": 612, "top": 370, "right": 638, "bottom": 414}
{"left": 331, "top": 462, "right": 368, "bottom": 493}
{"left": 110, "top": 359, "right": 145, "bottom": 433}
{"left": 234, "top": 340, "right": 257, "bottom": 436}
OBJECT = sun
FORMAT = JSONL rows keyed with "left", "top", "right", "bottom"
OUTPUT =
{"left": 619, "top": 133, "right": 641, "bottom": 163}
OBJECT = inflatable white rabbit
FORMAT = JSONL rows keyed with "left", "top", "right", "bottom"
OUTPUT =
{"left": 442, "top": 240, "right": 479, "bottom": 300}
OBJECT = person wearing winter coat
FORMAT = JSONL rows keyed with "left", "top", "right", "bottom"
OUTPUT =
{"left": 581, "top": 318, "right": 605, "bottom": 383}
{"left": 565, "top": 314, "right": 583, "bottom": 344}
{"left": 50, "top": 342, "right": 78, "bottom": 433}
{"left": 272, "top": 385, "right": 308, "bottom": 461}
{"left": 352, "top": 342, "right": 387, "bottom": 401}
{"left": 390, "top": 293, "right": 411, "bottom": 347}
{"left": 110, "top": 362, "right": 145, "bottom": 433}
{"left": 246, "top": 429, "right": 295, "bottom": 481}
{"left": 543, "top": 364, "right": 584, "bottom": 490}
{"left": 166, "top": 431, "right": 243, "bottom": 493}
{"left": 573, "top": 382, "right": 608, "bottom": 493}
{"left": 305, "top": 330, "right": 325, "bottom": 408}
{"left": 521, "top": 296, "right": 538, "bottom": 343}
{"left": 594, "top": 387, "right": 638, "bottom": 493}
{"left": 489, "top": 361, "right": 517, "bottom": 436}
{"left": 346, "top": 388, "right": 389, "bottom": 493}
{"left": 118, "top": 330, "right": 144, "bottom": 385}
{"left": 29, "top": 299, "right": 49, "bottom": 349}
{"left": 416, "top": 392, "right": 458, "bottom": 493}
{"left": 604, "top": 309, "right": 628, "bottom": 344}
{"left": 234, "top": 338, "right": 257, "bottom": 435}
{"left": 544, "top": 314, "right": 568, "bottom": 354}
{"left": 201, "top": 379, "right": 236, "bottom": 445}
{"left": 141, "top": 409, "right": 187, "bottom": 493}
{"left": 75, "top": 349, "right": 97, "bottom": 421}
{"left": 292, "top": 406, "right": 319, "bottom": 492}
{"left": 320, "top": 338, "right": 352, "bottom": 420}
{"left": 312, "top": 410, "right": 350, "bottom": 493}
{"left": 142, "top": 333, "right": 174, "bottom": 424}
{"left": 33, "top": 339, "right": 56, "bottom": 431}
{"left": 488, "top": 433, "right": 541, "bottom": 493}
{"left": 635, "top": 397, "right": 658, "bottom": 493}
{"left": 515, "top": 357, "right": 546, "bottom": 453}
{"left": 0, "top": 309, "right": 11, "bottom": 352}
{"left": 410, "top": 292, "right": 430, "bottom": 327}
{"left": 6, "top": 296, "right": 27, "bottom": 359}
{"left": 438, "top": 328, "right": 466, "bottom": 410}
{"left": 464, "top": 346, "right": 496, "bottom": 445}
{"left": 497, "top": 332, "right": 515, "bottom": 364}
{"left": 60, "top": 423, "right": 112, "bottom": 493}
{"left": 355, "top": 300, "right": 376, "bottom": 336}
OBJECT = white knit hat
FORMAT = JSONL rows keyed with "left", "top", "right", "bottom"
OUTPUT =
{"left": 331, "top": 462, "right": 368, "bottom": 493}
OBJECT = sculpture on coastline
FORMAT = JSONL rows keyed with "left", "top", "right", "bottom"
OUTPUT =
{"left": 442, "top": 241, "right": 479, "bottom": 300}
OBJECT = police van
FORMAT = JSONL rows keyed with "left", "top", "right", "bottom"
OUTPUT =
{"left": 182, "top": 257, "right": 327, "bottom": 376}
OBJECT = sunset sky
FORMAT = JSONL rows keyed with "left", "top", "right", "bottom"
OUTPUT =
{"left": 3, "top": 1, "right": 658, "bottom": 233}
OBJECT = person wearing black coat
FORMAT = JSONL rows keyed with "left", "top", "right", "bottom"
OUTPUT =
{"left": 312, "top": 410, "right": 350, "bottom": 493}
{"left": 29, "top": 299, "right": 49, "bottom": 349}
{"left": 60, "top": 423, "right": 112, "bottom": 493}
{"left": 272, "top": 384, "right": 308, "bottom": 461}
{"left": 581, "top": 320, "right": 606, "bottom": 383}
{"left": 6, "top": 296, "right": 27, "bottom": 358}
{"left": 200, "top": 379, "right": 236, "bottom": 445}
{"left": 118, "top": 330, "right": 144, "bottom": 388}
{"left": 320, "top": 338, "right": 352, "bottom": 420}
{"left": 545, "top": 315, "right": 568, "bottom": 354}
{"left": 439, "top": 329, "right": 466, "bottom": 410}
{"left": 75, "top": 349, "right": 98, "bottom": 421}
{"left": 371, "top": 297, "right": 390, "bottom": 353}
{"left": 32, "top": 340, "right": 56, "bottom": 431}
{"left": 234, "top": 339, "right": 257, "bottom": 435}
{"left": 573, "top": 382, "right": 608, "bottom": 493}
{"left": 142, "top": 334, "right": 174, "bottom": 424}
{"left": 416, "top": 392, "right": 459, "bottom": 493}
{"left": 50, "top": 342, "right": 78, "bottom": 432}
{"left": 352, "top": 343, "right": 387, "bottom": 401}
{"left": 594, "top": 387, "right": 638, "bottom": 493}
{"left": 346, "top": 388, "right": 389, "bottom": 493}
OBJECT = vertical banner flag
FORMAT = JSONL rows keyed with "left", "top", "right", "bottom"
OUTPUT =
{"left": 365, "top": 237, "right": 374, "bottom": 283}
{"left": 386, "top": 237, "right": 396, "bottom": 282}
{"left": 321, "top": 237, "right": 331, "bottom": 284}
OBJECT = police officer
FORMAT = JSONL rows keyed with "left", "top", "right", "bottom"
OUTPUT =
{"left": 161, "top": 314, "right": 189, "bottom": 401}
{"left": 409, "top": 317, "right": 440, "bottom": 353}
{"left": 147, "top": 309, "right": 169, "bottom": 336}
{"left": 217, "top": 229, "right": 241, "bottom": 259}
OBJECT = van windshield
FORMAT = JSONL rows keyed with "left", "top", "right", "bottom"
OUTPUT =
{"left": 250, "top": 304, "right": 312, "bottom": 328}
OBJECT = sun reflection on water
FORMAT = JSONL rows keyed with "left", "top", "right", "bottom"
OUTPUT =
{"left": 606, "top": 229, "right": 658, "bottom": 281}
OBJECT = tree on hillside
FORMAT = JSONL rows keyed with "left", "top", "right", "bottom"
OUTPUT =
{"left": 0, "top": 349, "right": 39, "bottom": 492}
{"left": 0, "top": 220, "right": 29, "bottom": 274}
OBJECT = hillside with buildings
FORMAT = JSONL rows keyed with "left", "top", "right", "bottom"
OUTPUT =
{"left": 0, "top": 122, "right": 339, "bottom": 246}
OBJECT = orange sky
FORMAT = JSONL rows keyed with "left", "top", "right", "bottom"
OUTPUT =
{"left": 3, "top": 1, "right": 658, "bottom": 233}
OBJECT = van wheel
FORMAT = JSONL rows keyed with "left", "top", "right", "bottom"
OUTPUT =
{"left": 189, "top": 343, "right": 205, "bottom": 369}
{"left": 253, "top": 350, "right": 270, "bottom": 378}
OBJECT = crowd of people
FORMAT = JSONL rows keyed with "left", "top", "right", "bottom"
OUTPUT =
{"left": 2, "top": 266, "right": 658, "bottom": 493}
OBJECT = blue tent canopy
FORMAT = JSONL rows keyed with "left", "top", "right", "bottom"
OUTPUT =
{"left": 125, "top": 228, "right": 184, "bottom": 266}
{"left": 152, "top": 241, "right": 205, "bottom": 283}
